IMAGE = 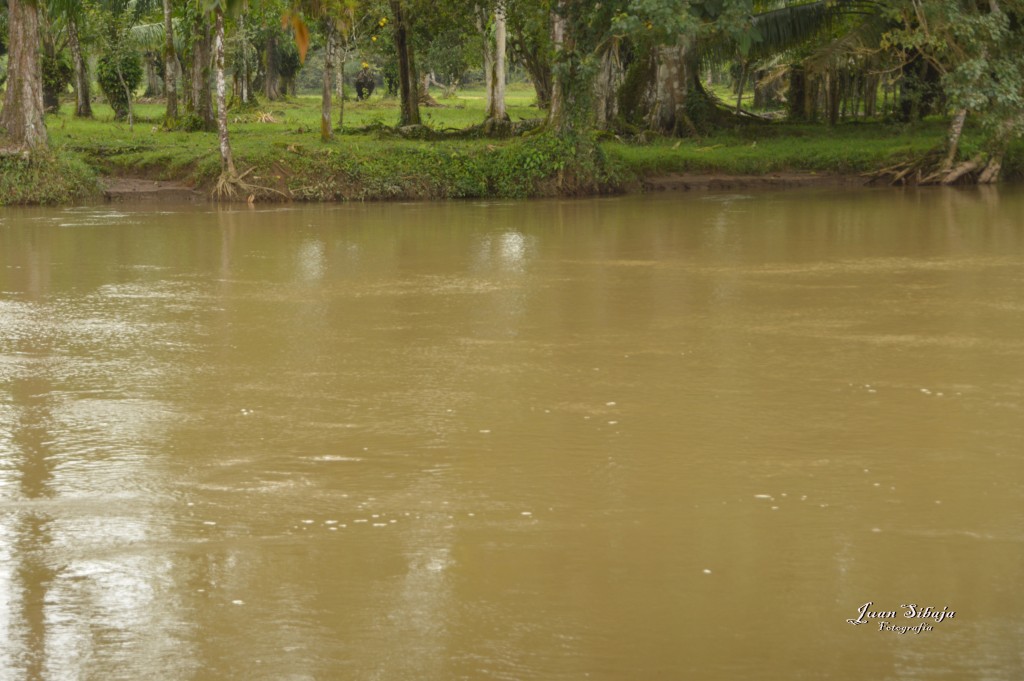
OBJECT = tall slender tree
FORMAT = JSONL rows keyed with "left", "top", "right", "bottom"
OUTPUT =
{"left": 67, "top": 9, "right": 92, "bottom": 117}
{"left": 389, "top": 0, "right": 420, "bottom": 126}
{"left": 320, "top": 16, "right": 335, "bottom": 140}
{"left": 212, "top": 3, "right": 237, "bottom": 182}
{"left": 186, "top": 0, "right": 217, "bottom": 130}
{"left": 49, "top": 0, "right": 94, "bottom": 118}
{"left": 481, "top": 0, "right": 508, "bottom": 129}
{"left": 163, "top": 0, "right": 179, "bottom": 122}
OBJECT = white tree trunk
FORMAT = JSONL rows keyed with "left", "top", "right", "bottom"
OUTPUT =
{"left": 548, "top": 8, "right": 566, "bottom": 126}
{"left": 482, "top": 16, "right": 494, "bottom": 116}
{"left": 593, "top": 42, "right": 622, "bottom": 129}
{"left": 486, "top": 4, "right": 507, "bottom": 121}
{"left": 239, "top": 9, "right": 250, "bottom": 104}
{"left": 322, "top": 27, "right": 334, "bottom": 141}
{"left": 163, "top": 0, "right": 178, "bottom": 121}
{"left": 942, "top": 109, "right": 968, "bottom": 172}
{"left": 337, "top": 55, "right": 346, "bottom": 130}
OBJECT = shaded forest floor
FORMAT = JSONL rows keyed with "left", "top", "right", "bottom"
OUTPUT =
{"left": 4, "top": 83, "right": 1023, "bottom": 205}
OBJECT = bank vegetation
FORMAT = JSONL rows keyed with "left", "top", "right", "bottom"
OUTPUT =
{"left": 2, "top": 0, "right": 1023, "bottom": 205}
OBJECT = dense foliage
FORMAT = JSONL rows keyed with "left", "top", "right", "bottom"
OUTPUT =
{"left": 97, "top": 51, "right": 144, "bottom": 120}
{"left": 1, "top": 0, "right": 1022, "bottom": 193}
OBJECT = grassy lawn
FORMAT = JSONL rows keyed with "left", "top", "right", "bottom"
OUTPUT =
{"left": 604, "top": 120, "right": 953, "bottom": 176}
{"left": 40, "top": 84, "right": 541, "bottom": 192}
{"left": 5, "top": 80, "right": 1015, "bottom": 205}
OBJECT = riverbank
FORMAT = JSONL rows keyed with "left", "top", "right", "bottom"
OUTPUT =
{"left": 3, "top": 88, "right": 1021, "bottom": 206}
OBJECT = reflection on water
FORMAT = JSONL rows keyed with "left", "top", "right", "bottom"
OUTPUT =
{"left": 1, "top": 190, "right": 1023, "bottom": 680}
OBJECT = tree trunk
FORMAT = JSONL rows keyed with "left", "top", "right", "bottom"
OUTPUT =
{"left": 648, "top": 42, "right": 699, "bottom": 136}
{"left": 239, "top": 9, "right": 250, "bottom": 105}
{"left": 516, "top": 42, "right": 551, "bottom": 110}
{"left": 337, "top": 55, "right": 346, "bottom": 130}
{"left": 734, "top": 60, "right": 746, "bottom": 115}
{"left": 548, "top": 8, "right": 566, "bottom": 128}
{"left": 163, "top": 0, "right": 178, "bottom": 122}
{"left": 39, "top": 11, "right": 61, "bottom": 113}
{"left": 941, "top": 109, "right": 968, "bottom": 172}
{"left": 191, "top": 15, "right": 216, "bottom": 131}
{"left": 941, "top": 155, "right": 981, "bottom": 185}
{"left": 265, "top": 33, "right": 281, "bottom": 100}
{"left": 482, "top": 14, "right": 494, "bottom": 114}
{"left": 827, "top": 70, "right": 840, "bottom": 126}
{"left": 419, "top": 72, "right": 430, "bottom": 103}
{"left": 978, "top": 154, "right": 1002, "bottom": 184}
{"left": 593, "top": 41, "right": 623, "bottom": 130}
{"left": 805, "top": 73, "right": 820, "bottom": 121}
{"left": 145, "top": 55, "right": 163, "bottom": 97}
{"left": 1, "top": 0, "right": 48, "bottom": 150}
{"left": 214, "top": 8, "right": 236, "bottom": 177}
{"left": 321, "top": 25, "right": 334, "bottom": 142}
{"left": 485, "top": 5, "right": 508, "bottom": 122}
{"left": 336, "top": 44, "right": 346, "bottom": 101}
{"left": 68, "top": 15, "right": 92, "bottom": 118}
{"left": 788, "top": 65, "right": 806, "bottom": 121}
{"left": 390, "top": 0, "right": 421, "bottom": 126}
{"left": 863, "top": 74, "right": 878, "bottom": 118}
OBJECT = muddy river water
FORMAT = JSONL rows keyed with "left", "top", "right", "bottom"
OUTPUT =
{"left": 1, "top": 189, "right": 1022, "bottom": 680}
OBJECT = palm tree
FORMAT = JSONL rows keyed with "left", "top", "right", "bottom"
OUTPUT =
{"left": 205, "top": 0, "right": 241, "bottom": 193}
{"left": 163, "top": 0, "right": 179, "bottom": 122}
{"left": 47, "top": 0, "right": 93, "bottom": 117}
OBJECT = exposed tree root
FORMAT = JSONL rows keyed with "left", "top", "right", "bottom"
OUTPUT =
{"left": 419, "top": 91, "right": 443, "bottom": 108}
{"left": 213, "top": 166, "right": 290, "bottom": 201}
{"left": 978, "top": 154, "right": 1002, "bottom": 184}
{"left": 939, "top": 156, "right": 982, "bottom": 185}
{"left": 865, "top": 148, "right": 1003, "bottom": 186}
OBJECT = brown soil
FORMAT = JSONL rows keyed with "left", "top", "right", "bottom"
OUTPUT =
{"left": 640, "top": 172, "right": 868, "bottom": 192}
{"left": 101, "top": 177, "right": 206, "bottom": 203}
{"left": 96, "top": 171, "right": 869, "bottom": 204}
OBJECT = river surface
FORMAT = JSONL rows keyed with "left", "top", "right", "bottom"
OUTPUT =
{"left": 1, "top": 189, "right": 1023, "bottom": 681}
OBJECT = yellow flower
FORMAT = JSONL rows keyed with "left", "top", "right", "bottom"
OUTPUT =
{"left": 371, "top": 36, "right": 377, "bottom": 42}
{"left": 379, "top": 17, "right": 388, "bottom": 26}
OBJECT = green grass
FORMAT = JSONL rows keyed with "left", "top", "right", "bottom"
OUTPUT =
{"left": 44, "top": 83, "right": 605, "bottom": 201}
{"left": 603, "top": 120, "right": 951, "bottom": 176}
{"left": 12, "top": 81, "right": 1017, "bottom": 205}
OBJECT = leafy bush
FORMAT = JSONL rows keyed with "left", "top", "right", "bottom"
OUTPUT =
{"left": 97, "top": 52, "right": 142, "bottom": 121}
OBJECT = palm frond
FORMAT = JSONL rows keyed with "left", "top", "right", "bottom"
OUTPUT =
{"left": 699, "top": 0, "right": 882, "bottom": 66}
{"left": 801, "top": 12, "right": 888, "bottom": 72}
{"left": 129, "top": 20, "right": 167, "bottom": 50}
{"left": 128, "top": 17, "right": 186, "bottom": 53}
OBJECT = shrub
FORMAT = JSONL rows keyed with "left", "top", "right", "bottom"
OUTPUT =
{"left": 97, "top": 52, "right": 143, "bottom": 121}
